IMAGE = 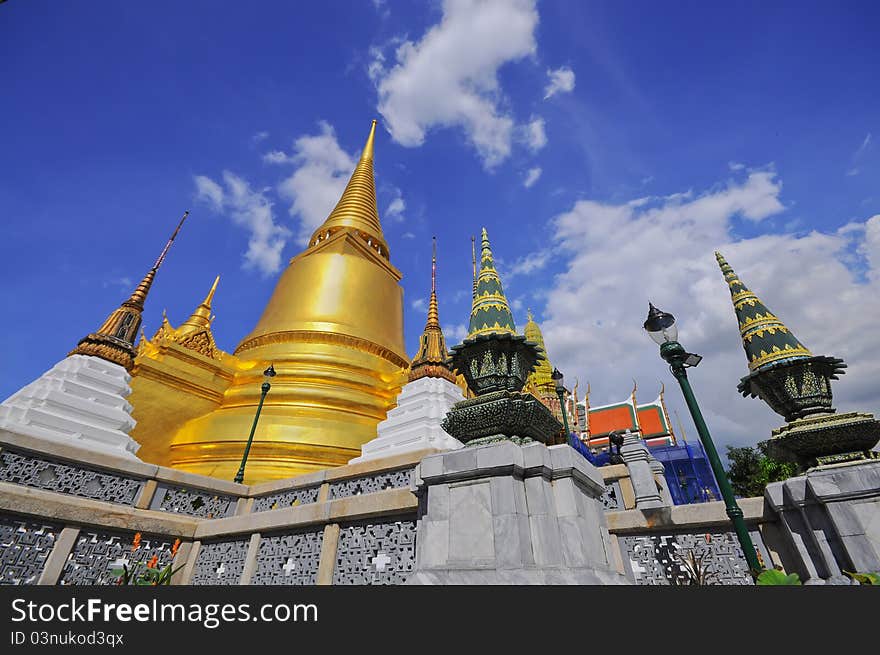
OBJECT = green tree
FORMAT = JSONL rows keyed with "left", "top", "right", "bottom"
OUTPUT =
{"left": 725, "top": 442, "right": 800, "bottom": 497}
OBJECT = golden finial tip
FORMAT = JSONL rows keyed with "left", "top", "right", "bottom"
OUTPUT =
{"left": 361, "top": 119, "right": 377, "bottom": 161}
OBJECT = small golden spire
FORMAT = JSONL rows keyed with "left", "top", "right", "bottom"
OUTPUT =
{"left": 308, "top": 120, "right": 388, "bottom": 258}
{"left": 410, "top": 236, "right": 454, "bottom": 382}
{"left": 69, "top": 211, "right": 190, "bottom": 371}
{"left": 178, "top": 275, "right": 220, "bottom": 334}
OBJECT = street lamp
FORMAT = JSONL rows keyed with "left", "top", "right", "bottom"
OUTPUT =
{"left": 233, "top": 364, "right": 276, "bottom": 484}
{"left": 643, "top": 303, "right": 762, "bottom": 574}
{"left": 551, "top": 367, "right": 572, "bottom": 445}
{"left": 608, "top": 429, "right": 625, "bottom": 465}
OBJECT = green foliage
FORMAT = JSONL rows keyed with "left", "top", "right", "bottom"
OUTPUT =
{"left": 756, "top": 569, "right": 802, "bottom": 585}
{"left": 844, "top": 571, "right": 880, "bottom": 585}
{"left": 725, "top": 442, "right": 800, "bottom": 497}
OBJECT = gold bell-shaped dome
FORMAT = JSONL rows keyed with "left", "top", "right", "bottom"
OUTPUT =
{"left": 167, "top": 121, "right": 409, "bottom": 481}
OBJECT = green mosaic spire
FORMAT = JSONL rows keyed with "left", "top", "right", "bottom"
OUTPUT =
{"left": 468, "top": 228, "right": 516, "bottom": 338}
{"left": 715, "top": 251, "right": 812, "bottom": 372}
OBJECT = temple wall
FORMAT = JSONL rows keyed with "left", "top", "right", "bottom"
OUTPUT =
{"left": 1, "top": 428, "right": 875, "bottom": 586}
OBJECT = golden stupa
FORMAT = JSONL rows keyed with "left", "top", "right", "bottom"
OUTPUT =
{"left": 130, "top": 121, "right": 409, "bottom": 481}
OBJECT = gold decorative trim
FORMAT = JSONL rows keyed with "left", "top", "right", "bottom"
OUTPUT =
{"left": 748, "top": 344, "right": 813, "bottom": 370}
{"left": 234, "top": 330, "right": 410, "bottom": 368}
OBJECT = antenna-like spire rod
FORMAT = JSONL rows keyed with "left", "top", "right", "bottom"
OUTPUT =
{"left": 471, "top": 235, "right": 477, "bottom": 298}
{"left": 432, "top": 235, "right": 437, "bottom": 294}
{"left": 153, "top": 210, "right": 190, "bottom": 270}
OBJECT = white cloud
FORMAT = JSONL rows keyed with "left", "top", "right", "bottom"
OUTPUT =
{"left": 544, "top": 66, "right": 575, "bottom": 99}
{"left": 524, "top": 167, "right": 542, "bottom": 188}
{"left": 534, "top": 170, "right": 880, "bottom": 455}
{"left": 194, "top": 171, "right": 290, "bottom": 276}
{"left": 402, "top": 231, "right": 416, "bottom": 239}
{"left": 505, "top": 247, "right": 551, "bottom": 278}
{"left": 252, "top": 131, "right": 269, "bottom": 144}
{"left": 847, "top": 133, "right": 872, "bottom": 176}
{"left": 442, "top": 323, "right": 469, "bottom": 342}
{"left": 276, "top": 122, "right": 358, "bottom": 246}
{"left": 522, "top": 116, "right": 547, "bottom": 151}
{"left": 263, "top": 151, "right": 292, "bottom": 165}
{"left": 371, "top": 0, "right": 539, "bottom": 169}
{"left": 385, "top": 188, "right": 406, "bottom": 222}
{"left": 728, "top": 161, "right": 746, "bottom": 171}
{"left": 411, "top": 297, "right": 427, "bottom": 312}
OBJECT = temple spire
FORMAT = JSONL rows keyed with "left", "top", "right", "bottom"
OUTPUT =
{"left": 524, "top": 309, "right": 555, "bottom": 392}
{"left": 715, "top": 251, "right": 812, "bottom": 372}
{"left": 471, "top": 235, "right": 477, "bottom": 299}
{"left": 178, "top": 275, "right": 220, "bottom": 334}
{"left": 467, "top": 227, "right": 516, "bottom": 338}
{"left": 69, "top": 211, "right": 190, "bottom": 371}
{"left": 308, "top": 119, "right": 388, "bottom": 259}
{"left": 409, "top": 237, "right": 454, "bottom": 382}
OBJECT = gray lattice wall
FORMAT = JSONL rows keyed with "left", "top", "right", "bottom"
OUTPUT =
{"left": 60, "top": 530, "right": 175, "bottom": 585}
{"left": 328, "top": 468, "right": 413, "bottom": 500}
{"left": 0, "top": 514, "right": 60, "bottom": 585}
{"left": 251, "top": 529, "right": 324, "bottom": 585}
{"left": 600, "top": 481, "right": 622, "bottom": 510}
{"left": 149, "top": 484, "right": 237, "bottom": 518}
{"left": 252, "top": 486, "right": 321, "bottom": 513}
{"left": 619, "top": 528, "right": 770, "bottom": 585}
{"left": 0, "top": 448, "right": 144, "bottom": 505}
{"left": 190, "top": 538, "right": 250, "bottom": 586}
{"left": 332, "top": 517, "right": 417, "bottom": 585}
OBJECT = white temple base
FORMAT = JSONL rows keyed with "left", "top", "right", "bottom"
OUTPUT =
{"left": 0, "top": 354, "right": 141, "bottom": 460}
{"left": 350, "top": 376, "right": 464, "bottom": 464}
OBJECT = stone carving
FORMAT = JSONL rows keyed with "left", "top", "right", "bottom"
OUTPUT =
{"left": 252, "top": 486, "right": 321, "bottom": 513}
{"left": 0, "top": 514, "right": 59, "bottom": 585}
{"left": 333, "top": 518, "right": 417, "bottom": 585}
{"left": 150, "top": 484, "right": 237, "bottom": 518}
{"left": 0, "top": 448, "right": 144, "bottom": 505}
{"left": 60, "top": 530, "right": 174, "bottom": 585}
{"left": 600, "top": 481, "right": 621, "bottom": 510}
{"left": 328, "top": 469, "right": 413, "bottom": 500}
{"left": 190, "top": 538, "right": 250, "bottom": 586}
{"left": 620, "top": 530, "right": 764, "bottom": 585}
{"left": 251, "top": 529, "right": 324, "bottom": 585}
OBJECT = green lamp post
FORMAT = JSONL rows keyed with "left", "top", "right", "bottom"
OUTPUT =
{"left": 643, "top": 303, "right": 762, "bottom": 575}
{"left": 551, "top": 367, "right": 572, "bottom": 445}
{"left": 233, "top": 364, "right": 276, "bottom": 484}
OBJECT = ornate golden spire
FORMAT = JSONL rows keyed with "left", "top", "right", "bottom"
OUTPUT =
{"left": 307, "top": 119, "right": 389, "bottom": 259}
{"left": 410, "top": 237, "right": 455, "bottom": 382}
{"left": 177, "top": 275, "right": 219, "bottom": 335}
{"left": 70, "top": 211, "right": 190, "bottom": 371}
{"left": 471, "top": 235, "right": 477, "bottom": 299}
{"left": 524, "top": 310, "right": 555, "bottom": 392}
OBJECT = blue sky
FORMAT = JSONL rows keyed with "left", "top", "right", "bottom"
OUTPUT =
{"left": 2, "top": 1, "right": 878, "bottom": 454}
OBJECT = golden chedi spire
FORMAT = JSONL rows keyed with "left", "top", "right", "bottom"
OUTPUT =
{"left": 168, "top": 122, "right": 408, "bottom": 481}
{"left": 410, "top": 237, "right": 455, "bottom": 383}
{"left": 308, "top": 119, "right": 389, "bottom": 259}
{"left": 69, "top": 211, "right": 189, "bottom": 371}
{"left": 524, "top": 309, "right": 556, "bottom": 394}
{"left": 177, "top": 275, "right": 219, "bottom": 336}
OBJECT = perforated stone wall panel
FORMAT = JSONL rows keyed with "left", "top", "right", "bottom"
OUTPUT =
{"left": 328, "top": 468, "right": 413, "bottom": 500}
{"left": 252, "top": 486, "right": 321, "bottom": 513}
{"left": 0, "top": 448, "right": 144, "bottom": 505}
{"left": 60, "top": 530, "right": 175, "bottom": 585}
{"left": 0, "top": 514, "right": 59, "bottom": 585}
{"left": 251, "top": 529, "right": 324, "bottom": 585}
{"left": 150, "top": 484, "right": 237, "bottom": 518}
{"left": 619, "top": 529, "right": 768, "bottom": 585}
{"left": 600, "top": 481, "right": 622, "bottom": 510}
{"left": 190, "top": 538, "right": 250, "bottom": 586}
{"left": 332, "top": 517, "right": 417, "bottom": 585}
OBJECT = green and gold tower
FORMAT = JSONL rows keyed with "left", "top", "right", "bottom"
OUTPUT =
{"left": 442, "top": 228, "right": 561, "bottom": 445}
{"left": 716, "top": 251, "right": 879, "bottom": 466}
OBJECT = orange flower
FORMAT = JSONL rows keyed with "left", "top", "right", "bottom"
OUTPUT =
{"left": 170, "top": 539, "right": 181, "bottom": 558}
{"left": 131, "top": 532, "right": 142, "bottom": 551}
{"left": 147, "top": 555, "right": 158, "bottom": 569}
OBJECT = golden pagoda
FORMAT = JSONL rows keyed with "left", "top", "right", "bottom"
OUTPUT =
{"left": 523, "top": 309, "right": 556, "bottom": 395}
{"left": 133, "top": 121, "right": 409, "bottom": 481}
